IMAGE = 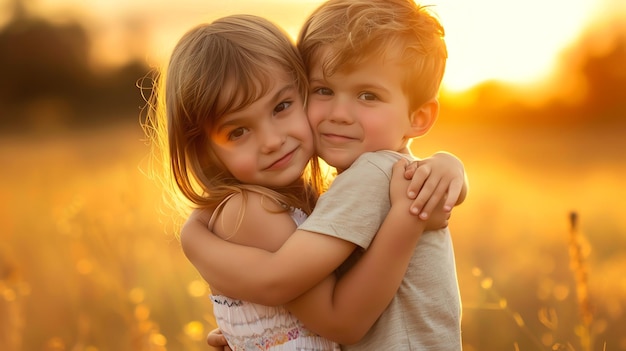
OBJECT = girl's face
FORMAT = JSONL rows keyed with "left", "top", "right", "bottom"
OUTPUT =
{"left": 209, "top": 71, "right": 314, "bottom": 188}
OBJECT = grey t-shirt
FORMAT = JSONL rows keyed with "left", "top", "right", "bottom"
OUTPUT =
{"left": 299, "top": 150, "right": 462, "bottom": 350}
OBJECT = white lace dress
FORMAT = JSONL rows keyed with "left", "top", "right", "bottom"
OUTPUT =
{"left": 210, "top": 207, "right": 340, "bottom": 351}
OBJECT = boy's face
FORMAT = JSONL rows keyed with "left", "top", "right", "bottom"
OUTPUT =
{"left": 209, "top": 70, "right": 314, "bottom": 188}
{"left": 306, "top": 51, "right": 415, "bottom": 172}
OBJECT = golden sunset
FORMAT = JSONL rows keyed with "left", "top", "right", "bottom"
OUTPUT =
{"left": 18, "top": 0, "right": 623, "bottom": 89}
{"left": 1, "top": 0, "right": 625, "bottom": 350}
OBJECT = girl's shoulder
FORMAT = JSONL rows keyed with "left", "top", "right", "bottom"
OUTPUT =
{"left": 212, "top": 190, "right": 298, "bottom": 252}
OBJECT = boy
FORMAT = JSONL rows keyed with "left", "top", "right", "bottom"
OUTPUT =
{"left": 193, "top": 0, "right": 463, "bottom": 349}
{"left": 295, "top": 0, "right": 461, "bottom": 348}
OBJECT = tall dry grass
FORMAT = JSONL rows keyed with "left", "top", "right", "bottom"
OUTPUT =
{"left": 461, "top": 211, "right": 611, "bottom": 351}
{"left": 1, "top": 125, "right": 216, "bottom": 351}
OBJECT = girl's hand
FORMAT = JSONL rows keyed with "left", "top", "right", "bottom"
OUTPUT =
{"left": 206, "top": 328, "right": 231, "bottom": 351}
{"left": 403, "top": 152, "right": 467, "bottom": 219}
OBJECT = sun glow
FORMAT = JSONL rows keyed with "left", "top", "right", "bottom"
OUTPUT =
{"left": 16, "top": 0, "right": 609, "bottom": 92}
{"left": 430, "top": 0, "right": 599, "bottom": 91}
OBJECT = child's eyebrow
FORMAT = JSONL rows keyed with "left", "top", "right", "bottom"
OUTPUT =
{"left": 213, "top": 115, "right": 247, "bottom": 134}
{"left": 267, "top": 84, "right": 297, "bottom": 106}
{"left": 214, "top": 84, "right": 297, "bottom": 132}
{"left": 353, "top": 82, "right": 389, "bottom": 92}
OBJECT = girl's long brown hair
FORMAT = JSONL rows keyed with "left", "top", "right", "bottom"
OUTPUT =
{"left": 144, "top": 15, "right": 327, "bottom": 222}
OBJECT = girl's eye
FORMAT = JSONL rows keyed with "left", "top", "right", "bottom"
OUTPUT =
{"left": 313, "top": 87, "right": 333, "bottom": 96}
{"left": 274, "top": 101, "right": 292, "bottom": 114}
{"left": 358, "top": 92, "right": 377, "bottom": 101}
{"left": 227, "top": 127, "right": 248, "bottom": 141}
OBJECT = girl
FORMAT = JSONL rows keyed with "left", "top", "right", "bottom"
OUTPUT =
{"left": 147, "top": 14, "right": 465, "bottom": 350}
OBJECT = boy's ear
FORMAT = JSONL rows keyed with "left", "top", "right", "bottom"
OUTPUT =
{"left": 407, "top": 98, "right": 439, "bottom": 138}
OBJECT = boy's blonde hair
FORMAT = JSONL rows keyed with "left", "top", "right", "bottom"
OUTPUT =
{"left": 145, "top": 14, "right": 324, "bottom": 217}
{"left": 298, "top": 0, "right": 447, "bottom": 111}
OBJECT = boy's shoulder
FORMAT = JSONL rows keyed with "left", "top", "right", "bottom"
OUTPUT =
{"left": 328, "top": 150, "right": 414, "bottom": 187}
{"left": 349, "top": 150, "right": 414, "bottom": 173}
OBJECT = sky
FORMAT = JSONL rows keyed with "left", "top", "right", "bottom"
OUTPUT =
{"left": 6, "top": 0, "right": 624, "bottom": 92}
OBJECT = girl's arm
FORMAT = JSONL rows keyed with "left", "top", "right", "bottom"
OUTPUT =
{"left": 181, "top": 154, "right": 466, "bottom": 306}
{"left": 182, "top": 204, "right": 356, "bottom": 305}
{"left": 284, "top": 159, "right": 448, "bottom": 344}
{"left": 205, "top": 158, "right": 458, "bottom": 348}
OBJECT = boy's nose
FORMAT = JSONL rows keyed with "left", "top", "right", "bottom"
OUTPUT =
{"left": 329, "top": 100, "right": 353, "bottom": 124}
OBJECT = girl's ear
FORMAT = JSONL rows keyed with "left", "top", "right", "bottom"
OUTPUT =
{"left": 407, "top": 98, "right": 439, "bottom": 138}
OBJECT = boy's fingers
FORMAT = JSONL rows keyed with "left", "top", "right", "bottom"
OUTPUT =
{"left": 418, "top": 181, "right": 449, "bottom": 219}
{"left": 443, "top": 180, "right": 463, "bottom": 211}
{"left": 407, "top": 165, "right": 430, "bottom": 199}
{"left": 403, "top": 160, "right": 419, "bottom": 179}
{"left": 392, "top": 159, "right": 411, "bottom": 182}
{"left": 419, "top": 196, "right": 439, "bottom": 219}
{"left": 393, "top": 158, "right": 409, "bottom": 173}
{"left": 410, "top": 174, "right": 441, "bottom": 211}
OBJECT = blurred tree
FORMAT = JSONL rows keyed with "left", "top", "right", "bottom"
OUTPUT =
{"left": 577, "top": 22, "right": 626, "bottom": 124}
{"left": 0, "top": 0, "right": 622, "bottom": 131}
{"left": 0, "top": 1, "right": 149, "bottom": 131}
{"left": 0, "top": 20, "right": 91, "bottom": 106}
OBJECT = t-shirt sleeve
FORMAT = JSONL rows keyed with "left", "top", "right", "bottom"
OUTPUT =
{"left": 299, "top": 151, "right": 399, "bottom": 249}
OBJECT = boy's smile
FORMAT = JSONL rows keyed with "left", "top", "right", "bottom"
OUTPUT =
{"left": 318, "top": 130, "right": 360, "bottom": 145}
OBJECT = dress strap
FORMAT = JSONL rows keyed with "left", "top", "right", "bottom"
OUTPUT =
{"left": 208, "top": 192, "right": 239, "bottom": 240}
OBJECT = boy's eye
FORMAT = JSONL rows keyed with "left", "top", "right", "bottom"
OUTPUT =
{"left": 227, "top": 127, "right": 249, "bottom": 141}
{"left": 274, "top": 101, "right": 292, "bottom": 114}
{"left": 358, "top": 92, "right": 377, "bottom": 101}
{"left": 313, "top": 87, "right": 333, "bottom": 96}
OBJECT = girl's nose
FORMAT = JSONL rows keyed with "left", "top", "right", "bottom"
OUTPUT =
{"left": 259, "top": 123, "right": 285, "bottom": 154}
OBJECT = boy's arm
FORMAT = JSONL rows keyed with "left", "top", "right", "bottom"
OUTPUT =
{"left": 285, "top": 160, "right": 441, "bottom": 344}
{"left": 181, "top": 211, "right": 356, "bottom": 306}
{"left": 405, "top": 151, "right": 468, "bottom": 218}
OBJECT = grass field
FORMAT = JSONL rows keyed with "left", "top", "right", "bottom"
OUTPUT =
{"left": 2, "top": 121, "right": 625, "bottom": 351}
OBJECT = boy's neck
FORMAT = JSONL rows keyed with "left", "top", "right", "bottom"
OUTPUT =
{"left": 398, "top": 146, "right": 412, "bottom": 156}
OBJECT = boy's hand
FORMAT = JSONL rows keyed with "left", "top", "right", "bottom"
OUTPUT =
{"left": 206, "top": 328, "right": 231, "bottom": 351}
{"left": 390, "top": 159, "right": 419, "bottom": 209}
{"left": 403, "top": 152, "right": 467, "bottom": 219}
{"left": 423, "top": 196, "right": 450, "bottom": 230}
{"left": 391, "top": 159, "right": 449, "bottom": 230}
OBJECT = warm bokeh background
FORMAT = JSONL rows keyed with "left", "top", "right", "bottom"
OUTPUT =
{"left": 1, "top": 0, "right": 625, "bottom": 350}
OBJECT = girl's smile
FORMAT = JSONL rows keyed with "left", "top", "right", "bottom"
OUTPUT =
{"left": 209, "top": 69, "right": 315, "bottom": 188}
